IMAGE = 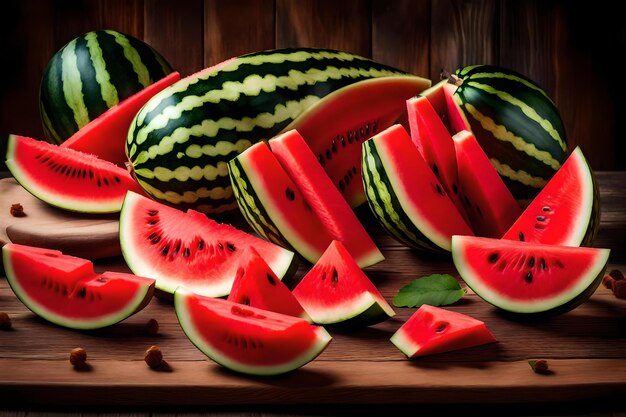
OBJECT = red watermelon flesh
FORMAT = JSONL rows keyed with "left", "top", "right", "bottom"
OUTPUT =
{"left": 417, "top": 79, "right": 471, "bottom": 135}
{"left": 61, "top": 72, "right": 180, "bottom": 166}
{"left": 501, "top": 147, "right": 599, "bottom": 247}
{"left": 292, "top": 240, "right": 395, "bottom": 326}
{"left": 175, "top": 287, "right": 331, "bottom": 375}
{"left": 453, "top": 130, "right": 521, "bottom": 238}
{"left": 227, "top": 247, "right": 311, "bottom": 321}
{"left": 269, "top": 129, "right": 383, "bottom": 267}
{"left": 452, "top": 235, "right": 610, "bottom": 314}
{"left": 119, "top": 191, "right": 297, "bottom": 298}
{"left": 2, "top": 243, "right": 154, "bottom": 329}
{"left": 6, "top": 134, "right": 144, "bottom": 213}
{"left": 390, "top": 304, "right": 496, "bottom": 358}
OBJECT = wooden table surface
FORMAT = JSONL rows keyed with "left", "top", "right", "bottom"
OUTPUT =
{"left": 1, "top": 172, "right": 626, "bottom": 416}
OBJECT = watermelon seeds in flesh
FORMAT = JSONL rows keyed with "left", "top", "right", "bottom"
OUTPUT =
{"left": 175, "top": 287, "right": 331, "bottom": 376}
{"left": 119, "top": 191, "right": 298, "bottom": 298}
{"left": 6, "top": 134, "right": 144, "bottom": 213}
{"left": 227, "top": 247, "right": 311, "bottom": 322}
{"left": 292, "top": 240, "right": 395, "bottom": 326}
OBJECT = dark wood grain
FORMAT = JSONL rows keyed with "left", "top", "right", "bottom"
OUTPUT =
{"left": 204, "top": 0, "right": 275, "bottom": 66}
{"left": 275, "top": 0, "right": 371, "bottom": 57}
{"left": 143, "top": 0, "right": 204, "bottom": 77}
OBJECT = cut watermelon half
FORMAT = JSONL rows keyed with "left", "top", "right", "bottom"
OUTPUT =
{"left": 453, "top": 130, "right": 521, "bottom": 238}
{"left": 229, "top": 138, "right": 383, "bottom": 268}
{"left": 175, "top": 287, "right": 331, "bottom": 376}
{"left": 502, "top": 146, "right": 600, "bottom": 247}
{"left": 2, "top": 243, "right": 154, "bottom": 330}
{"left": 119, "top": 191, "right": 298, "bottom": 298}
{"left": 452, "top": 235, "right": 610, "bottom": 314}
{"left": 6, "top": 135, "right": 144, "bottom": 213}
{"left": 292, "top": 240, "right": 395, "bottom": 326}
{"left": 390, "top": 304, "right": 496, "bottom": 358}
{"left": 361, "top": 124, "right": 473, "bottom": 252}
{"left": 227, "top": 247, "right": 311, "bottom": 321}
{"left": 61, "top": 72, "right": 180, "bottom": 166}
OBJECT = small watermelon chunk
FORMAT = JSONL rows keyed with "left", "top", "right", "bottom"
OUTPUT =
{"left": 390, "top": 304, "right": 496, "bottom": 358}
{"left": 228, "top": 247, "right": 311, "bottom": 321}
{"left": 452, "top": 235, "right": 610, "bottom": 314}
{"left": 2, "top": 243, "right": 155, "bottom": 330}
{"left": 453, "top": 130, "right": 522, "bottom": 238}
{"left": 119, "top": 191, "right": 298, "bottom": 298}
{"left": 61, "top": 72, "right": 180, "bottom": 166}
{"left": 175, "top": 287, "right": 331, "bottom": 376}
{"left": 293, "top": 240, "right": 395, "bottom": 326}
{"left": 502, "top": 147, "right": 599, "bottom": 247}
{"left": 6, "top": 135, "right": 144, "bottom": 213}
{"left": 361, "top": 124, "right": 473, "bottom": 252}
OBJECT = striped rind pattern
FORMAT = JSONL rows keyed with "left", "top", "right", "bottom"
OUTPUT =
{"left": 127, "top": 48, "right": 413, "bottom": 214}
{"left": 40, "top": 30, "right": 173, "bottom": 144}
{"left": 453, "top": 65, "right": 568, "bottom": 199}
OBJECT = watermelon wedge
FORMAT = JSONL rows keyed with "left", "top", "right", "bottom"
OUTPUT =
{"left": 61, "top": 72, "right": 180, "bottom": 166}
{"left": 119, "top": 191, "right": 298, "bottom": 298}
{"left": 175, "top": 287, "right": 331, "bottom": 376}
{"left": 5, "top": 134, "right": 144, "bottom": 213}
{"left": 502, "top": 146, "right": 599, "bottom": 247}
{"left": 227, "top": 247, "right": 311, "bottom": 321}
{"left": 390, "top": 304, "right": 497, "bottom": 358}
{"left": 292, "top": 240, "right": 395, "bottom": 326}
{"left": 452, "top": 235, "right": 610, "bottom": 314}
{"left": 2, "top": 243, "right": 154, "bottom": 330}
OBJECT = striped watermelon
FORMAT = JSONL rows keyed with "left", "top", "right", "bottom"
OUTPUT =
{"left": 40, "top": 30, "right": 173, "bottom": 144}
{"left": 126, "top": 48, "right": 429, "bottom": 214}
{"left": 450, "top": 65, "right": 569, "bottom": 199}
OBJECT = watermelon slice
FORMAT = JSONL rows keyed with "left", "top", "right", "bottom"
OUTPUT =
{"left": 2, "top": 243, "right": 154, "bottom": 330}
{"left": 175, "top": 287, "right": 331, "bottom": 376}
{"left": 119, "top": 191, "right": 298, "bottom": 298}
{"left": 452, "top": 235, "right": 610, "bottom": 314}
{"left": 229, "top": 138, "right": 383, "bottom": 268}
{"left": 5, "top": 135, "right": 144, "bottom": 213}
{"left": 452, "top": 130, "right": 521, "bottom": 238}
{"left": 361, "top": 124, "right": 473, "bottom": 252}
{"left": 227, "top": 247, "right": 311, "bottom": 321}
{"left": 61, "top": 72, "right": 181, "bottom": 166}
{"left": 502, "top": 146, "right": 599, "bottom": 247}
{"left": 390, "top": 304, "right": 496, "bottom": 358}
{"left": 292, "top": 240, "right": 395, "bottom": 326}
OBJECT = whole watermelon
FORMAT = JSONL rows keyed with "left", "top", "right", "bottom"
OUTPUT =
{"left": 451, "top": 65, "right": 568, "bottom": 199}
{"left": 39, "top": 29, "right": 173, "bottom": 144}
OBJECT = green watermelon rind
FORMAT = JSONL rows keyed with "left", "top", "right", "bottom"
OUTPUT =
{"left": 1, "top": 246, "right": 154, "bottom": 330}
{"left": 174, "top": 287, "right": 332, "bottom": 376}
{"left": 451, "top": 235, "right": 610, "bottom": 315}
{"left": 303, "top": 291, "right": 395, "bottom": 326}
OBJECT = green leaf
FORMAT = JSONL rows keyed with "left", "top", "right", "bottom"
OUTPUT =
{"left": 393, "top": 274, "right": 465, "bottom": 308}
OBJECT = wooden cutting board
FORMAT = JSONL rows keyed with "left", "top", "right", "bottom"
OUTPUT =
{"left": 0, "top": 177, "right": 121, "bottom": 261}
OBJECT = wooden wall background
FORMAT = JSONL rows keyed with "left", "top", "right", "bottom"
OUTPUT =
{"left": 1, "top": 0, "right": 624, "bottom": 171}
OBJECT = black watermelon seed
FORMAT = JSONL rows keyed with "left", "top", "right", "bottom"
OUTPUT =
{"left": 218, "top": 242, "right": 224, "bottom": 250}
{"left": 528, "top": 257, "right": 535, "bottom": 268}
{"left": 54, "top": 165, "right": 62, "bottom": 173}
{"left": 331, "top": 139, "right": 337, "bottom": 153}
{"left": 318, "top": 154, "right": 325, "bottom": 166}
{"left": 352, "top": 166, "right": 357, "bottom": 174}
{"left": 432, "top": 163, "right": 440, "bottom": 177}
{"left": 540, "top": 258, "right": 546, "bottom": 270}
{"left": 348, "top": 131, "right": 354, "bottom": 143}
{"left": 525, "top": 272, "right": 533, "bottom": 283}
{"left": 339, "top": 180, "right": 345, "bottom": 191}
{"left": 148, "top": 210, "right": 158, "bottom": 216}
{"left": 285, "top": 187, "right": 295, "bottom": 201}
{"left": 60, "top": 166, "right": 67, "bottom": 175}
{"left": 436, "top": 184, "right": 445, "bottom": 196}
{"left": 536, "top": 216, "right": 546, "bottom": 221}
{"left": 151, "top": 235, "right": 161, "bottom": 244}
{"left": 184, "top": 247, "right": 191, "bottom": 257}
{"left": 341, "top": 136, "right": 346, "bottom": 147}
{"left": 103, "top": 177, "right": 109, "bottom": 186}
{"left": 70, "top": 168, "right": 76, "bottom": 178}
{"left": 326, "top": 149, "right": 332, "bottom": 160}
{"left": 76, "top": 287, "right": 87, "bottom": 298}
{"left": 360, "top": 127, "right": 365, "bottom": 138}
{"left": 347, "top": 169, "right": 353, "bottom": 179}
{"left": 365, "top": 124, "right": 370, "bottom": 135}
{"left": 149, "top": 219, "right": 158, "bottom": 225}
{"left": 89, "top": 170, "right": 94, "bottom": 179}
{"left": 227, "top": 242, "right": 236, "bottom": 252}
{"left": 97, "top": 179, "right": 101, "bottom": 187}
{"left": 173, "top": 242, "right": 181, "bottom": 256}
{"left": 242, "top": 297, "right": 250, "bottom": 306}
{"left": 115, "top": 176, "right": 121, "bottom": 183}
{"left": 488, "top": 253, "right": 499, "bottom": 263}
{"left": 267, "top": 273, "right": 277, "bottom": 286}
{"left": 321, "top": 271, "right": 327, "bottom": 280}
{"left": 542, "top": 206, "right": 551, "bottom": 212}
{"left": 198, "top": 240, "right": 205, "bottom": 250}
{"left": 82, "top": 170, "right": 86, "bottom": 178}
{"left": 519, "top": 232, "right": 525, "bottom": 242}
{"left": 148, "top": 232, "right": 156, "bottom": 240}
{"left": 453, "top": 183, "right": 458, "bottom": 194}
{"left": 161, "top": 245, "right": 169, "bottom": 256}
{"left": 372, "top": 121, "right": 378, "bottom": 132}
{"left": 435, "top": 323, "right": 447, "bottom": 333}
{"left": 332, "top": 268, "right": 339, "bottom": 284}
{"left": 464, "top": 195, "right": 471, "bottom": 206}
{"left": 344, "top": 174, "right": 349, "bottom": 184}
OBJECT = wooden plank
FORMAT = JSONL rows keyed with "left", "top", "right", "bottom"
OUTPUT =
{"left": 275, "top": 0, "right": 371, "bottom": 57}
{"left": 204, "top": 0, "right": 274, "bottom": 66}
{"left": 97, "top": 0, "right": 144, "bottom": 38}
{"left": 143, "top": 0, "right": 204, "bottom": 77}
{"left": 430, "top": 0, "right": 498, "bottom": 80}
{"left": 371, "top": 0, "right": 430, "bottom": 76}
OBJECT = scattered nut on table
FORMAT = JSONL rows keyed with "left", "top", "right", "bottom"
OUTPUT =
{"left": 0, "top": 312, "right": 12, "bottom": 330}
{"left": 144, "top": 345, "right": 164, "bottom": 368}
{"left": 70, "top": 347, "right": 87, "bottom": 367}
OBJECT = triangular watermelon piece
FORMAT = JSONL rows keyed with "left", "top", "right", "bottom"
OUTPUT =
{"left": 390, "top": 304, "right": 496, "bottom": 358}
{"left": 227, "top": 247, "right": 311, "bottom": 322}
{"left": 292, "top": 240, "right": 395, "bottom": 326}
{"left": 453, "top": 130, "right": 522, "bottom": 238}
